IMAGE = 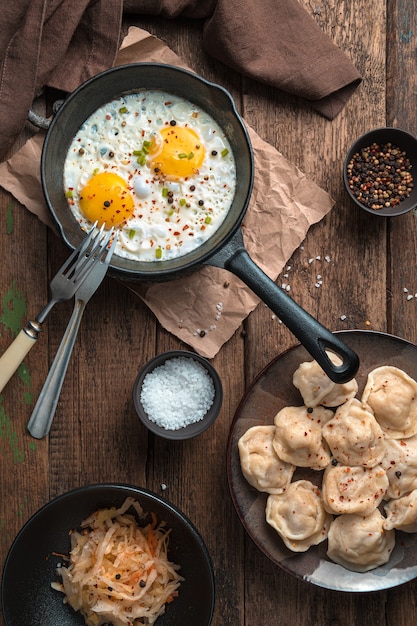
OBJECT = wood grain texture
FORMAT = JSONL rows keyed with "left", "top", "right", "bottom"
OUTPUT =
{"left": 1, "top": 2, "right": 417, "bottom": 625}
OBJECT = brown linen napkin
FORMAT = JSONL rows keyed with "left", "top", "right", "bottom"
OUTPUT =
{"left": 0, "top": 27, "right": 334, "bottom": 358}
{"left": 124, "top": 0, "right": 362, "bottom": 119}
{"left": 0, "top": 0, "right": 360, "bottom": 161}
{"left": 0, "top": 0, "right": 123, "bottom": 160}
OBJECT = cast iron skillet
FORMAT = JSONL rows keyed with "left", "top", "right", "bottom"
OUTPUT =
{"left": 41, "top": 63, "right": 359, "bottom": 383}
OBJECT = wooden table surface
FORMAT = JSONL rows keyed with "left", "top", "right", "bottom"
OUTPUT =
{"left": 1, "top": 2, "right": 417, "bottom": 625}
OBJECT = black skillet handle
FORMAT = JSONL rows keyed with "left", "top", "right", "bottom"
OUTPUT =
{"left": 208, "top": 233, "right": 359, "bottom": 384}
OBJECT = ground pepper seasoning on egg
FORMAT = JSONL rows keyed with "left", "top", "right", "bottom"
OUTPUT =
{"left": 346, "top": 142, "right": 414, "bottom": 210}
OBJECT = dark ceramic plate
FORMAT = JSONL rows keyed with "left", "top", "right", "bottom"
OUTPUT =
{"left": 1, "top": 484, "right": 215, "bottom": 625}
{"left": 227, "top": 330, "right": 417, "bottom": 592}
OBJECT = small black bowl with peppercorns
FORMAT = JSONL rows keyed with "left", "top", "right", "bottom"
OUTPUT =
{"left": 343, "top": 127, "right": 417, "bottom": 216}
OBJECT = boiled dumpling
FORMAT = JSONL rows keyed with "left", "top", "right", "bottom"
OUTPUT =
{"left": 272, "top": 405, "right": 333, "bottom": 470}
{"left": 265, "top": 479, "right": 333, "bottom": 552}
{"left": 322, "top": 398, "right": 385, "bottom": 468}
{"left": 361, "top": 366, "right": 417, "bottom": 439}
{"left": 327, "top": 509, "right": 395, "bottom": 572}
{"left": 321, "top": 463, "right": 388, "bottom": 515}
{"left": 384, "top": 490, "right": 417, "bottom": 532}
{"left": 292, "top": 355, "right": 358, "bottom": 408}
{"left": 238, "top": 425, "right": 295, "bottom": 494}
{"left": 380, "top": 435, "right": 417, "bottom": 499}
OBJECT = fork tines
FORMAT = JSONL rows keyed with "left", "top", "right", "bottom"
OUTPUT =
{"left": 71, "top": 226, "right": 115, "bottom": 283}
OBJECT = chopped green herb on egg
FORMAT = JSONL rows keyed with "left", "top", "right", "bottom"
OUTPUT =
{"left": 63, "top": 90, "right": 236, "bottom": 263}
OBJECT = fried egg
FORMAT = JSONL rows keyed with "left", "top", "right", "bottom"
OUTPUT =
{"left": 78, "top": 172, "right": 135, "bottom": 227}
{"left": 64, "top": 90, "right": 236, "bottom": 261}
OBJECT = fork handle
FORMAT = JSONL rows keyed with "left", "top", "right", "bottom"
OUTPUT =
{"left": 27, "top": 301, "right": 86, "bottom": 439}
{"left": 0, "top": 323, "right": 41, "bottom": 393}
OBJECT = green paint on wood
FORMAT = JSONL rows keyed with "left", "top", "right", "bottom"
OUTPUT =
{"left": 18, "top": 362, "right": 33, "bottom": 405}
{"left": 0, "top": 281, "right": 27, "bottom": 337}
{"left": 17, "top": 496, "right": 28, "bottom": 518}
{"left": 0, "top": 398, "right": 25, "bottom": 464}
{"left": 0, "top": 518, "right": 11, "bottom": 546}
{"left": 0, "top": 286, "right": 34, "bottom": 402}
{"left": 6, "top": 200, "right": 14, "bottom": 234}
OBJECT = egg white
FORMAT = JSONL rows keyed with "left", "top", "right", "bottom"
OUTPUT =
{"left": 64, "top": 90, "right": 237, "bottom": 261}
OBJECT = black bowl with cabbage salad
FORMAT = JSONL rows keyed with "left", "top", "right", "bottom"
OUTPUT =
{"left": 1, "top": 484, "right": 215, "bottom": 626}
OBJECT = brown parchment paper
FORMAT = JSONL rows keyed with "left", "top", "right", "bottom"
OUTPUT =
{"left": 0, "top": 27, "right": 334, "bottom": 358}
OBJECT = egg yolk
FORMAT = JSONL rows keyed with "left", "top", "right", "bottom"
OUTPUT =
{"left": 79, "top": 172, "right": 135, "bottom": 228}
{"left": 149, "top": 126, "right": 205, "bottom": 180}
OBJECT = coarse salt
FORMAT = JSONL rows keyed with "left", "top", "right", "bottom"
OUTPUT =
{"left": 140, "top": 357, "right": 215, "bottom": 430}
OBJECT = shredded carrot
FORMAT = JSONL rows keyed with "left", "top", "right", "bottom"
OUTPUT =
{"left": 52, "top": 497, "right": 183, "bottom": 625}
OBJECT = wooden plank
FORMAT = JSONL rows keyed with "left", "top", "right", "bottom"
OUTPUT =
{"left": 131, "top": 16, "right": 247, "bottom": 623}
{"left": 241, "top": 0, "right": 389, "bottom": 623}
{"left": 387, "top": 0, "right": 417, "bottom": 345}
{"left": 0, "top": 196, "right": 50, "bottom": 621}
{"left": 385, "top": 0, "right": 417, "bottom": 623}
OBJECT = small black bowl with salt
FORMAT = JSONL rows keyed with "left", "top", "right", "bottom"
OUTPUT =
{"left": 343, "top": 127, "right": 417, "bottom": 216}
{"left": 133, "top": 350, "right": 223, "bottom": 440}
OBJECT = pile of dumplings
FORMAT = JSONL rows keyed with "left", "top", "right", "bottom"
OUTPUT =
{"left": 238, "top": 357, "right": 417, "bottom": 573}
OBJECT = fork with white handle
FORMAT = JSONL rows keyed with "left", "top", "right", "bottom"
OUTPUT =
{"left": 0, "top": 224, "right": 111, "bottom": 394}
{"left": 27, "top": 230, "right": 118, "bottom": 439}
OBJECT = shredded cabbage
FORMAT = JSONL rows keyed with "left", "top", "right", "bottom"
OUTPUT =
{"left": 52, "top": 497, "right": 183, "bottom": 625}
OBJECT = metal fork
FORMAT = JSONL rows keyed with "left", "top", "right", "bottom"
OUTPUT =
{"left": 27, "top": 231, "right": 118, "bottom": 439}
{"left": 0, "top": 225, "right": 113, "bottom": 393}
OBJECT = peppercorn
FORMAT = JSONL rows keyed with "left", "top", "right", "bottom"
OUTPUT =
{"left": 346, "top": 142, "right": 414, "bottom": 210}
{"left": 103, "top": 200, "right": 111, "bottom": 207}
{"left": 307, "top": 407, "right": 313, "bottom": 413}
{"left": 170, "top": 120, "right": 176, "bottom": 126}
